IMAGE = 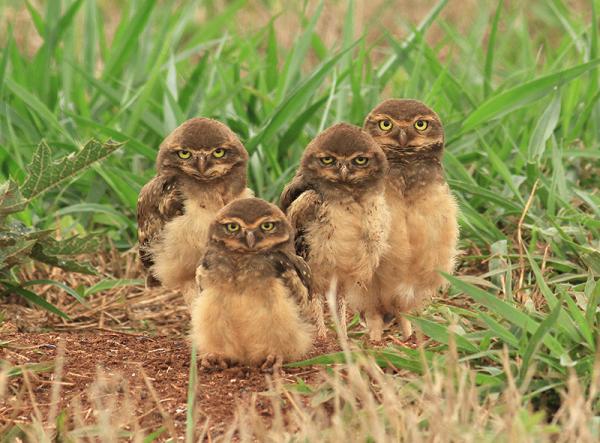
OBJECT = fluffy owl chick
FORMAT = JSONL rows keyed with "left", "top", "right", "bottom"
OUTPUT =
{"left": 280, "top": 123, "right": 391, "bottom": 338}
{"left": 191, "top": 198, "right": 314, "bottom": 370}
{"left": 137, "top": 118, "right": 252, "bottom": 300}
{"left": 363, "top": 99, "right": 459, "bottom": 341}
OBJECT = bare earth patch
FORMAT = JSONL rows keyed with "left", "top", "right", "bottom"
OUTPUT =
{"left": 1, "top": 330, "right": 341, "bottom": 439}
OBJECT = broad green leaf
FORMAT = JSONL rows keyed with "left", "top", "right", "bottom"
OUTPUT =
{"left": 20, "top": 279, "right": 88, "bottom": 306}
{"left": 0, "top": 180, "right": 25, "bottom": 216}
{"left": 17, "top": 139, "right": 122, "bottom": 205}
{"left": 462, "top": 59, "right": 600, "bottom": 132}
{"left": 30, "top": 243, "right": 97, "bottom": 275}
{"left": 39, "top": 236, "right": 101, "bottom": 256}
{"left": 518, "top": 299, "right": 562, "bottom": 383}
{"left": 2, "top": 284, "right": 69, "bottom": 319}
{"left": 527, "top": 92, "right": 562, "bottom": 161}
{"left": 443, "top": 273, "right": 566, "bottom": 358}
{"left": 84, "top": 279, "right": 143, "bottom": 297}
{"left": 410, "top": 317, "right": 479, "bottom": 353}
{"left": 478, "top": 312, "right": 520, "bottom": 348}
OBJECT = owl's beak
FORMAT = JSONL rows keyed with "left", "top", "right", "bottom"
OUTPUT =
{"left": 339, "top": 164, "right": 349, "bottom": 181}
{"left": 197, "top": 156, "right": 207, "bottom": 174}
{"left": 397, "top": 129, "right": 408, "bottom": 148}
{"left": 245, "top": 230, "right": 256, "bottom": 249}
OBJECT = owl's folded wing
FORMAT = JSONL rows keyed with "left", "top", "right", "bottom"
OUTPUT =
{"left": 279, "top": 174, "right": 313, "bottom": 212}
{"left": 269, "top": 249, "right": 313, "bottom": 308}
{"left": 284, "top": 187, "right": 322, "bottom": 261}
{"left": 136, "top": 175, "right": 185, "bottom": 270}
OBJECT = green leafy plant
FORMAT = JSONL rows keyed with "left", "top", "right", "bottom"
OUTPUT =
{"left": 0, "top": 139, "right": 121, "bottom": 316}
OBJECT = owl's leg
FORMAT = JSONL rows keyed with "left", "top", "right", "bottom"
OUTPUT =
{"left": 338, "top": 297, "right": 348, "bottom": 339}
{"left": 399, "top": 316, "right": 413, "bottom": 340}
{"left": 200, "top": 353, "right": 232, "bottom": 371}
{"left": 260, "top": 354, "right": 283, "bottom": 373}
{"left": 366, "top": 311, "right": 384, "bottom": 342}
{"left": 310, "top": 297, "right": 328, "bottom": 339}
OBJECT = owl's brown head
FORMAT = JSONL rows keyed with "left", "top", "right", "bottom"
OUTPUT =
{"left": 156, "top": 118, "right": 249, "bottom": 182}
{"left": 300, "top": 123, "right": 388, "bottom": 191}
{"left": 363, "top": 99, "right": 444, "bottom": 166}
{"left": 209, "top": 198, "right": 292, "bottom": 253}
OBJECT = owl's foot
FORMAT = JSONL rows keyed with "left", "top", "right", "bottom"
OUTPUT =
{"left": 200, "top": 353, "right": 232, "bottom": 371}
{"left": 145, "top": 274, "right": 161, "bottom": 288}
{"left": 260, "top": 354, "right": 283, "bottom": 373}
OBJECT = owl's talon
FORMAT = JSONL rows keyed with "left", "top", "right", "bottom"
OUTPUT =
{"left": 200, "top": 353, "right": 231, "bottom": 371}
{"left": 260, "top": 354, "right": 283, "bottom": 373}
{"left": 145, "top": 274, "right": 161, "bottom": 289}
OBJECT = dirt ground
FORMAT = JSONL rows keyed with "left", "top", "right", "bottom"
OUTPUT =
{"left": 0, "top": 260, "right": 422, "bottom": 439}
{"left": 1, "top": 330, "right": 343, "bottom": 439}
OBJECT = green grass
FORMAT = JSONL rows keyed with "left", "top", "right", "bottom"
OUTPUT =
{"left": 1, "top": 0, "right": 599, "bottom": 439}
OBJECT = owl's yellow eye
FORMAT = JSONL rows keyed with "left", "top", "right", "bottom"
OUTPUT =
{"left": 353, "top": 157, "right": 369, "bottom": 166}
{"left": 225, "top": 223, "right": 240, "bottom": 232}
{"left": 320, "top": 157, "right": 335, "bottom": 165}
{"left": 414, "top": 120, "right": 428, "bottom": 131}
{"left": 260, "top": 222, "right": 275, "bottom": 232}
{"left": 213, "top": 148, "right": 226, "bottom": 158}
{"left": 177, "top": 150, "right": 191, "bottom": 159}
{"left": 378, "top": 119, "right": 392, "bottom": 131}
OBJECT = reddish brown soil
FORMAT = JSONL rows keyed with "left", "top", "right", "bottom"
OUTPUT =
{"left": 0, "top": 331, "right": 341, "bottom": 439}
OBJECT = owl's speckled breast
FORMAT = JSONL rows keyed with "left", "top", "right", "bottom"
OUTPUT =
{"left": 307, "top": 193, "right": 390, "bottom": 288}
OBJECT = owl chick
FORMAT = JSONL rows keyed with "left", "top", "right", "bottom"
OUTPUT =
{"left": 363, "top": 99, "right": 459, "bottom": 341}
{"left": 280, "top": 123, "right": 391, "bottom": 338}
{"left": 137, "top": 118, "right": 252, "bottom": 299}
{"left": 191, "top": 198, "right": 314, "bottom": 370}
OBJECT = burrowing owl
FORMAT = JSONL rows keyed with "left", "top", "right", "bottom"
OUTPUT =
{"left": 191, "top": 198, "right": 314, "bottom": 370}
{"left": 137, "top": 118, "right": 252, "bottom": 301}
{"left": 280, "top": 123, "right": 391, "bottom": 338}
{"left": 363, "top": 99, "right": 459, "bottom": 341}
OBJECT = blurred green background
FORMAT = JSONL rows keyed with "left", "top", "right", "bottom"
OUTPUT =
{"left": 1, "top": 0, "right": 597, "bottom": 254}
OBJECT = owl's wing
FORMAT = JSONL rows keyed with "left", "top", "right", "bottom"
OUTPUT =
{"left": 269, "top": 249, "right": 313, "bottom": 307}
{"left": 137, "top": 175, "right": 185, "bottom": 270}
{"left": 279, "top": 174, "right": 313, "bottom": 212}
{"left": 285, "top": 189, "right": 322, "bottom": 261}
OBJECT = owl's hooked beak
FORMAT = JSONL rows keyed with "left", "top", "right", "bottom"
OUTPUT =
{"left": 397, "top": 128, "right": 408, "bottom": 148}
{"left": 339, "top": 164, "right": 349, "bottom": 181}
{"left": 245, "top": 230, "right": 256, "bottom": 249}
{"left": 197, "top": 155, "right": 207, "bottom": 174}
